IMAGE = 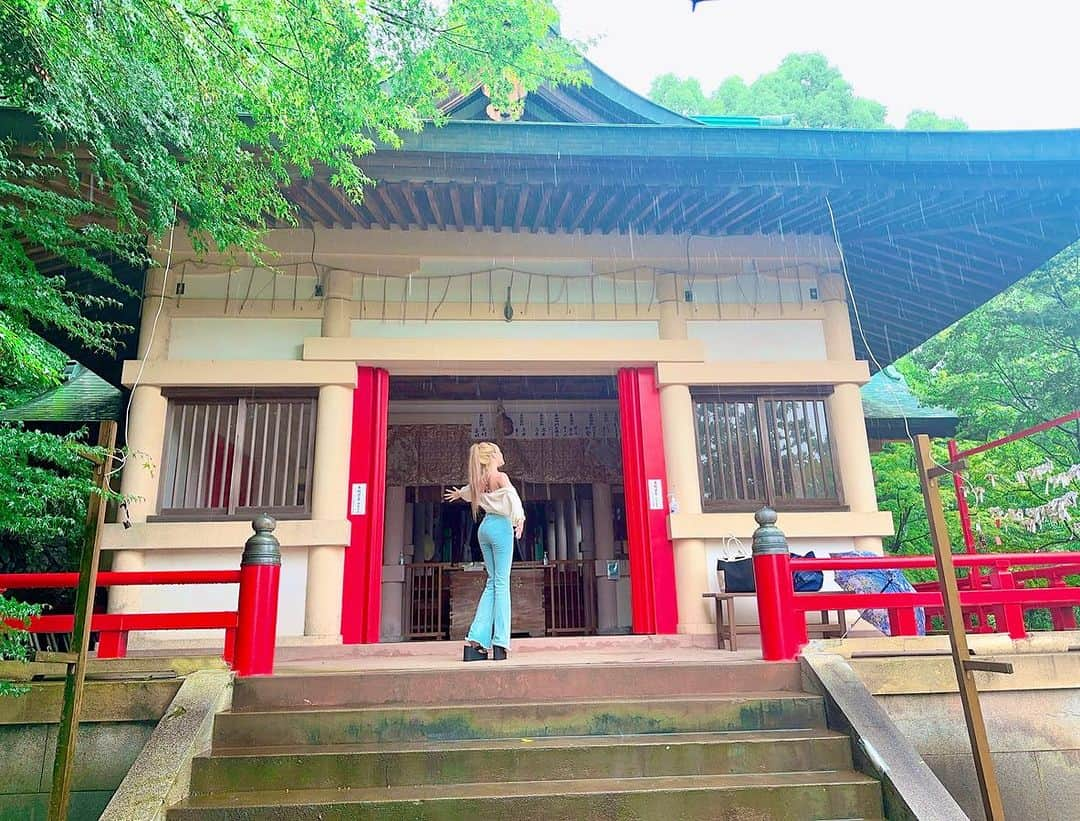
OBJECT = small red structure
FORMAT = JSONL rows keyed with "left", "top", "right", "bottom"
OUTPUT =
{"left": 950, "top": 410, "right": 1080, "bottom": 554}
{"left": 751, "top": 514, "right": 1080, "bottom": 661}
{"left": 1, "top": 515, "right": 281, "bottom": 677}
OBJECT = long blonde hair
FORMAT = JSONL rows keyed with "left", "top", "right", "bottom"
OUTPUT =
{"left": 467, "top": 442, "right": 500, "bottom": 520}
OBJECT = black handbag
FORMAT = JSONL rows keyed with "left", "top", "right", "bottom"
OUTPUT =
{"left": 718, "top": 552, "right": 825, "bottom": 593}
{"left": 717, "top": 557, "right": 756, "bottom": 593}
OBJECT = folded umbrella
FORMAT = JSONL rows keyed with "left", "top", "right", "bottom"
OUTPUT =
{"left": 833, "top": 550, "right": 926, "bottom": 636}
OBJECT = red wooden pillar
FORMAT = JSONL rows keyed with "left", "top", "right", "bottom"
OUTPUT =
{"left": 342, "top": 366, "right": 390, "bottom": 644}
{"left": 752, "top": 509, "right": 805, "bottom": 661}
{"left": 233, "top": 514, "right": 282, "bottom": 676}
{"left": 617, "top": 367, "right": 678, "bottom": 634}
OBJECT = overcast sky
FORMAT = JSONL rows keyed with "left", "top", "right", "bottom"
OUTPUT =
{"left": 555, "top": 1, "right": 1080, "bottom": 131}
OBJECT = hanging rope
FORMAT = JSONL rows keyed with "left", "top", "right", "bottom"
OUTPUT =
{"left": 170, "top": 259, "right": 818, "bottom": 322}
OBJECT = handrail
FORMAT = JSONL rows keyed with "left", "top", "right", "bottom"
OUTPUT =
{"left": 792, "top": 588, "right": 1080, "bottom": 609}
{"left": 0, "top": 570, "right": 241, "bottom": 589}
{"left": 2, "top": 517, "right": 281, "bottom": 676}
{"left": 789, "top": 553, "right": 1080, "bottom": 571}
{"left": 948, "top": 409, "right": 1079, "bottom": 553}
{"left": 762, "top": 564, "right": 1080, "bottom": 654}
{"left": 755, "top": 539, "right": 1080, "bottom": 660}
{"left": 953, "top": 409, "right": 1080, "bottom": 460}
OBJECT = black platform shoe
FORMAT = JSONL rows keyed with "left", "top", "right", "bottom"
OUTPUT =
{"left": 492, "top": 645, "right": 508, "bottom": 661}
{"left": 463, "top": 643, "right": 488, "bottom": 662}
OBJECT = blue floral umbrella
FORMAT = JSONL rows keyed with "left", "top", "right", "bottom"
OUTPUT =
{"left": 833, "top": 551, "right": 926, "bottom": 636}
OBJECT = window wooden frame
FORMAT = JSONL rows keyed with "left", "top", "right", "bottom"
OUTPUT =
{"left": 691, "top": 387, "right": 845, "bottom": 513}
{"left": 154, "top": 392, "right": 318, "bottom": 521}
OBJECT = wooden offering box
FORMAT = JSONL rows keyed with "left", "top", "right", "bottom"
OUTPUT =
{"left": 448, "top": 565, "right": 545, "bottom": 640}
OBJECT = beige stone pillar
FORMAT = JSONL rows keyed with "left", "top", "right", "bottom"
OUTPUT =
{"left": 656, "top": 272, "right": 712, "bottom": 634}
{"left": 304, "top": 384, "right": 351, "bottom": 637}
{"left": 380, "top": 485, "right": 406, "bottom": 642}
{"left": 820, "top": 273, "right": 881, "bottom": 552}
{"left": 304, "top": 268, "right": 354, "bottom": 637}
{"left": 135, "top": 262, "right": 175, "bottom": 360}
{"left": 110, "top": 261, "right": 173, "bottom": 613}
{"left": 591, "top": 483, "right": 618, "bottom": 634}
{"left": 322, "top": 269, "right": 353, "bottom": 338}
{"left": 656, "top": 271, "right": 687, "bottom": 341}
{"left": 659, "top": 383, "right": 712, "bottom": 635}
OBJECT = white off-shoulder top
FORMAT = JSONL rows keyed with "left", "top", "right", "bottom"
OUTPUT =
{"left": 457, "top": 484, "right": 526, "bottom": 527}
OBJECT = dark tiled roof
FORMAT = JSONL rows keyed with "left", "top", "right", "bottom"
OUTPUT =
{"left": 0, "top": 362, "right": 121, "bottom": 422}
{"left": 862, "top": 368, "right": 958, "bottom": 439}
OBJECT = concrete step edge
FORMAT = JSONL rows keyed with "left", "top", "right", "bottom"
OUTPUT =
{"left": 238, "top": 660, "right": 795, "bottom": 680}
{"left": 202, "top": 728, "right": 850, "bottom": 758}
{"left": 219, "top": 691, "right": 822, "bottom": 717}
{"left": 176, "top": 769, "right": 882, "bottom": 809}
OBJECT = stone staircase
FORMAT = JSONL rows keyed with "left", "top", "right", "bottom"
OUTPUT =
{"left": 168, "top": 660, "right": 884, "bottom": 820}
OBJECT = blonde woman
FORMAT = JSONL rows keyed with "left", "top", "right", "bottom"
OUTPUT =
{"left": 444, "top": 442, "right": 525, "bottom": 661}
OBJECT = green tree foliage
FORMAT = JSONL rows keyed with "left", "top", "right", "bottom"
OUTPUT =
{"left": 904, "top": 109, "right": 968, "bottom": 131}
{"left": 1, "top": 0, "right": 584, "bottom": 391}
{"left": 649, "top": 52, "right": 966, "bottom": 131}
{"left": 872, "top": 244, "right": 1080, "bottom": 557}
{"left": 0, "top": 594, "right": 38, "bottom": 696}
{"left": 0, "top": 426, "right": 114, "bottom": 694}
{"left": 649, "top": 53, "right": 887, "bottom": 128}
{"left": 647, "top": 73, "right": 707, "bottom": 118}
{"left": 0, "top": 0, "right": 583, "bottom": 682}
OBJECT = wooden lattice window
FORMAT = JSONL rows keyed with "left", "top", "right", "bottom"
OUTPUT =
{"left": 693, "top": 389, "right": 843, "bottom": 512}
{"left": 158, "top": 394, "right": 317, "bottom": 519}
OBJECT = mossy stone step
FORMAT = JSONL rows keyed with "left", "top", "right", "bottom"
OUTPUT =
{"left": 230, "top": 661, "right": 804, "bottom": 710}
{"left": 191, "top": 729, "right": 852, "bottom": 794}
{"left": 169, "top": 771, "right": 884, "bottom": 821}
{"left": 211, "top": 692, "right": 826, "bottom": 747}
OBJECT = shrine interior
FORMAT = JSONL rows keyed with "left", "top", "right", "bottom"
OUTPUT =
{"left": 385, "top": 375, "right": 632, "bottom": 641}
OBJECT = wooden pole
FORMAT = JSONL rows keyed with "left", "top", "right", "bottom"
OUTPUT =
{"left": 48, "top": 420, "right": 117, "bottom": 821}
{"left": 914, "top": 434, "right": 1006, "bottom": 821}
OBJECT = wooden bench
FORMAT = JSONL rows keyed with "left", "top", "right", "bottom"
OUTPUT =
{"left": 702, "top": 592, "right": 848, "bottom": 651}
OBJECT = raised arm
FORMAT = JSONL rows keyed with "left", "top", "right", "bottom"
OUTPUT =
{"left": 443, "top": 485, "right": 471, "bottom": 503}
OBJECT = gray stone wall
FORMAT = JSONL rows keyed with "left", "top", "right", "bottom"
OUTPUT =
{"left": 0, "top": 679, "right": 181, "bottom": 821}
{"left": 877, "top": 688, "right": 1080, "bottom": 821}
{"left": 1, "top": 721, "right": 156, "bottom": 820}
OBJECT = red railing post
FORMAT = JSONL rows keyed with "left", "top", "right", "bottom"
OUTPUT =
{"left": 96, "top": 630, "right": 128, "bottom": 659}
{"left": 888, "top": 607, "right": 919, "bottom": 636}
{"left": 948, "top": 439, "right": 978, "bottom": 554}
{"left": 752, "top": 508, "right": 804, "bottom": 661}
{"left": 992, "top": 562, "right": 1027, "bottom": 639}
{"left": 233, "top": 514, "right": 281, "bottom": 677}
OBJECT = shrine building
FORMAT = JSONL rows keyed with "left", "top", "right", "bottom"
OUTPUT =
{"left": 101, "top": 57, "right": 1080, "bottom": 649}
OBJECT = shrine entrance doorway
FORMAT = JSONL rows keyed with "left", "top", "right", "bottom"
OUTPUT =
{"left": 380, "top": 375, "right": 630, "bottom": 643}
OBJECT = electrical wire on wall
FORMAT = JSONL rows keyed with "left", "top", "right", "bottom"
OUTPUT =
{"left": 108, "top": 214, "right": 178, "bottom": 529}
{"left": 824, "top": 194, "right": 948, "bottom": 470}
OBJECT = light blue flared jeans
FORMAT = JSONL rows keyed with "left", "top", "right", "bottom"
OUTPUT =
{"left": 466, "top": 513, "right": 513, "bottom": 650}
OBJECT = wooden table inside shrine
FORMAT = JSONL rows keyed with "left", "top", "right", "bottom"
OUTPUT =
{"left": 448, "top": 564, "right": 546, "bottom": 640}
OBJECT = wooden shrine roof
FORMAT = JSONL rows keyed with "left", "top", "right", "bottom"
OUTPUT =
{"left": 279, "top": 123, "right": 1080, "bottom": 364}
{"left": 5, "top": 91, "right": 1080, "bottom": 364}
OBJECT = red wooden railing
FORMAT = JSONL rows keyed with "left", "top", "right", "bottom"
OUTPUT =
{"left": 950, "top": 409, "right": 1080, "bottom": 553}
{"left": 1, "top": 519, "right": 282, "bottom": 676}
{"left": 755, "top": 550, "right": 1080, "bottom": 660}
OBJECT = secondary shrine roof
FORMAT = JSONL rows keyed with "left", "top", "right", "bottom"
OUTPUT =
{"left": 0, "top": 362, "right": 121, "bottom": 423}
